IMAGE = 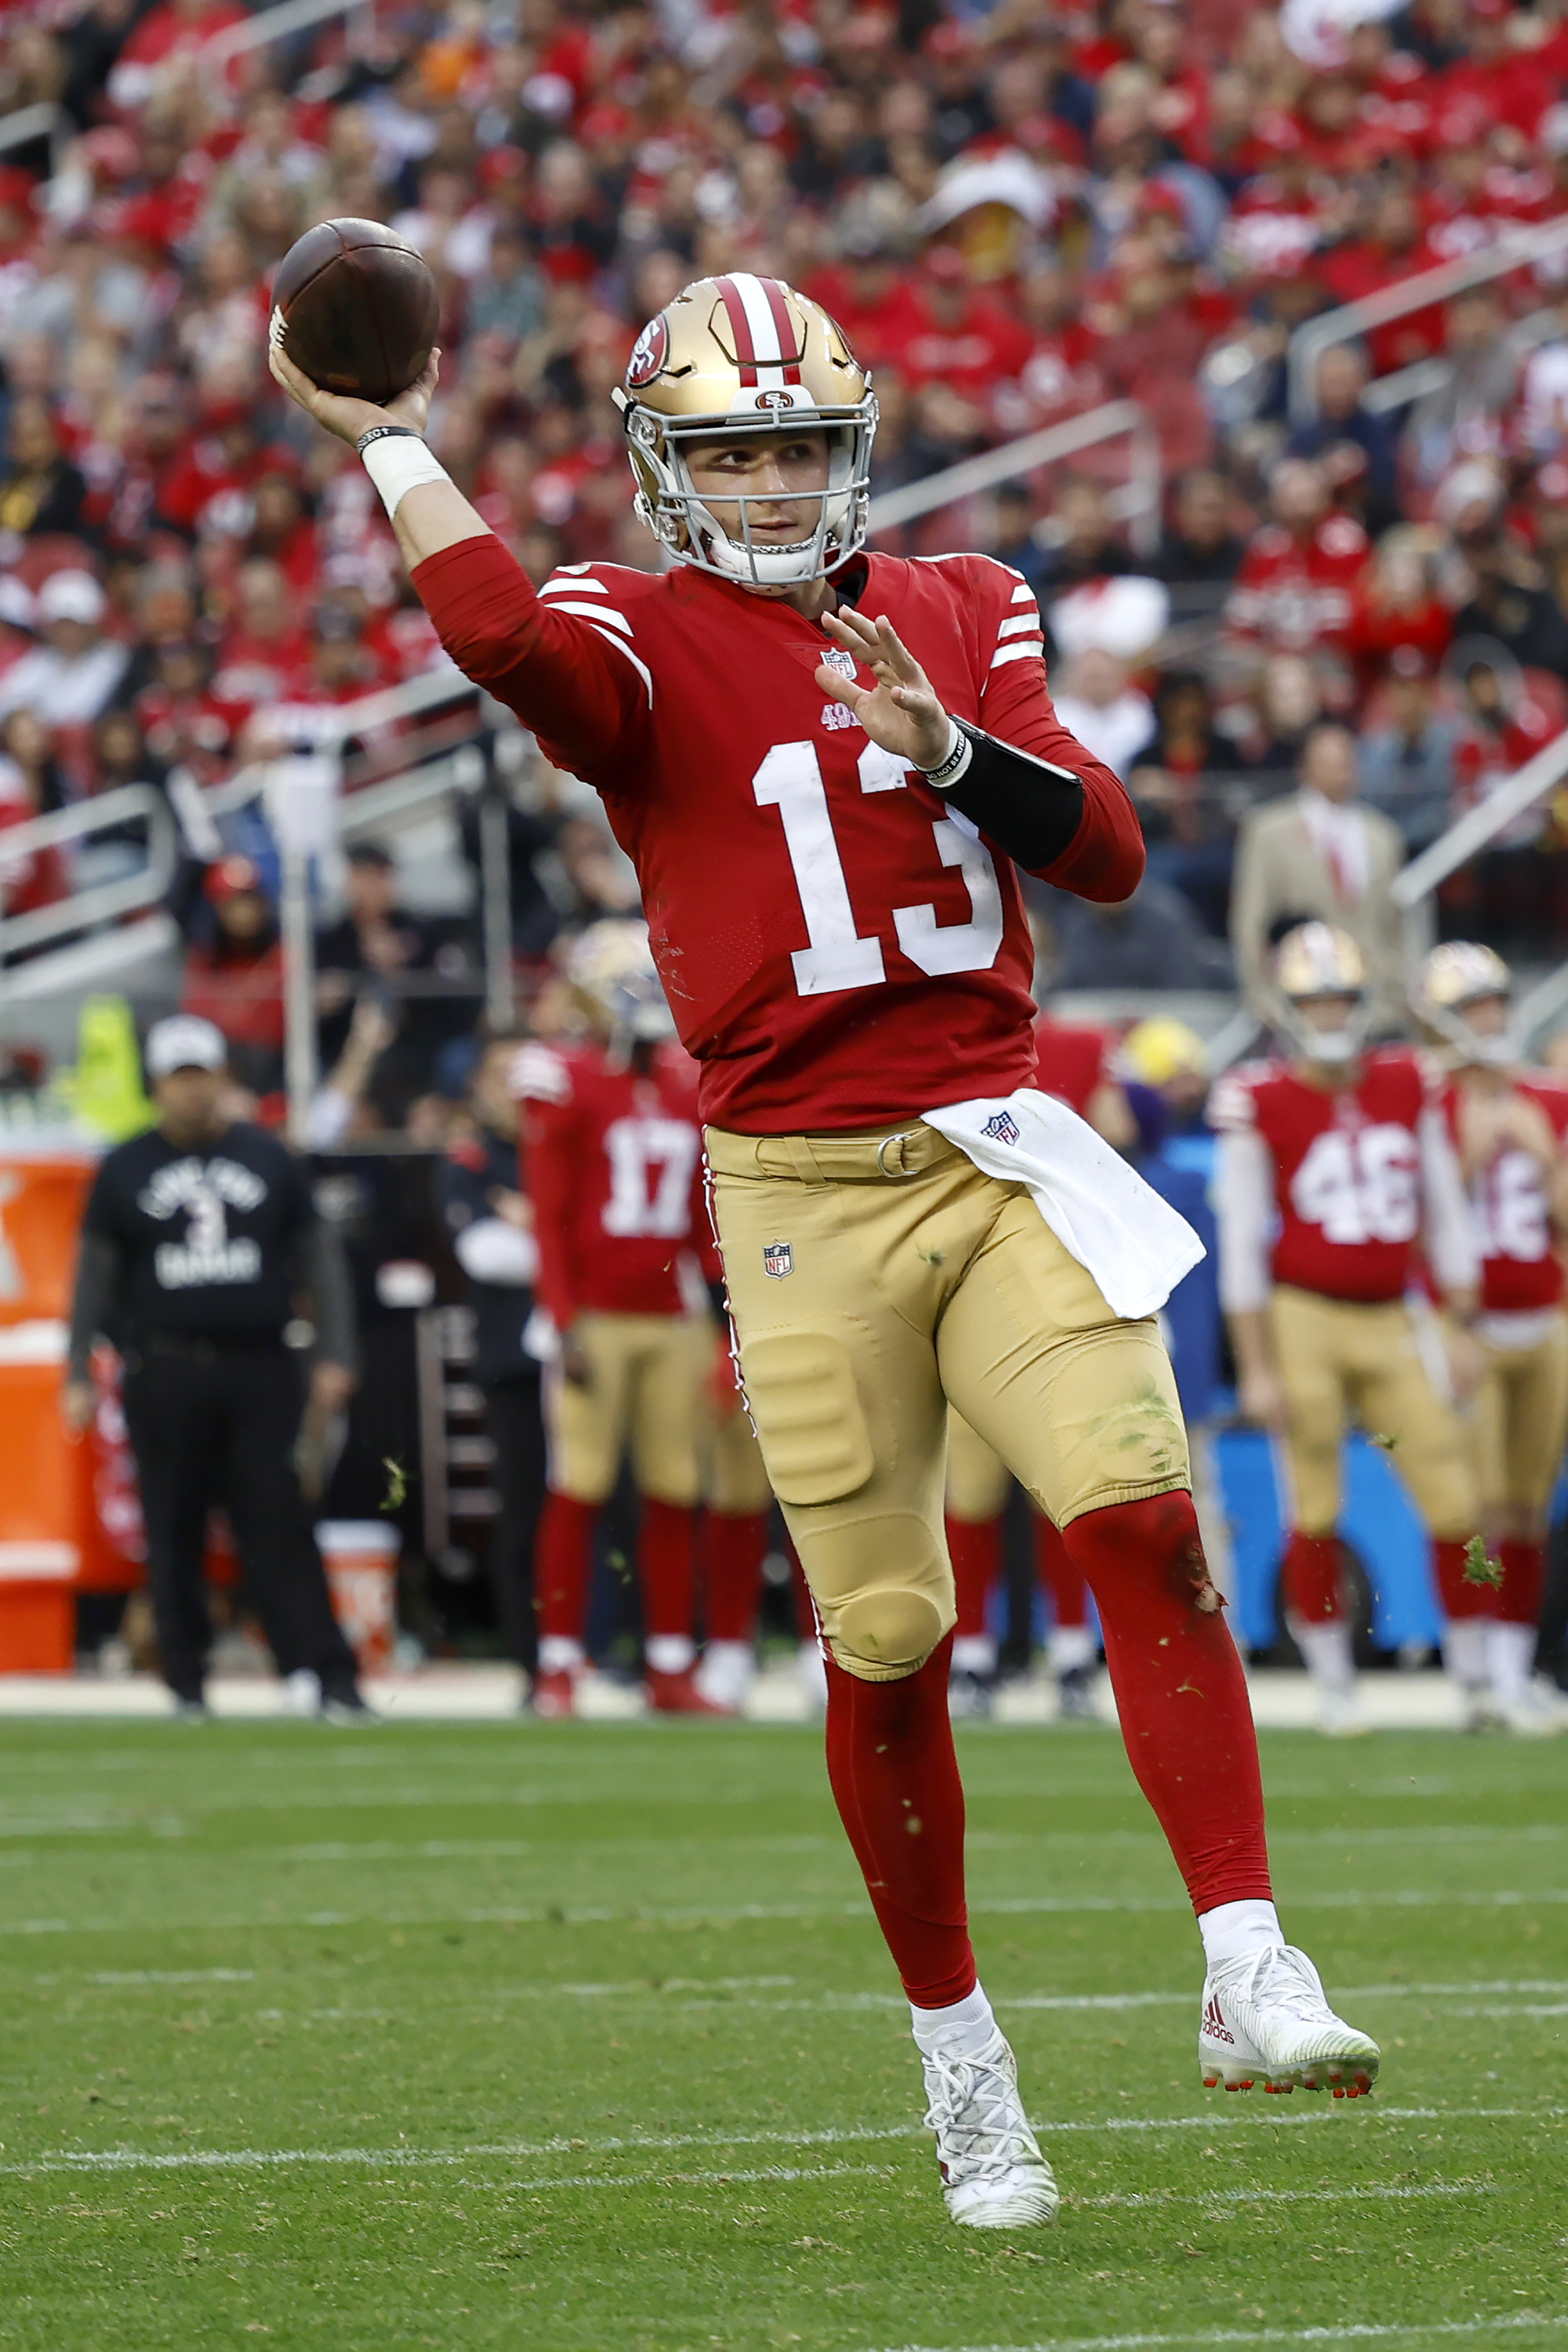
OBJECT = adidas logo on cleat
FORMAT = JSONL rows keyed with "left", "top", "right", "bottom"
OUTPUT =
{"left": 1203, "top": 1996, "right": 1234, "bottom": 2045}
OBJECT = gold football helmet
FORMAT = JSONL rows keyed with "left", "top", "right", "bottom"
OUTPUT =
{"left": 611, "top": 272, "right": 877, "bottom": 587}
{"left": 1413, "top": 940, "right": 1514, "bottom": 1067}
{"left": 1272, "top": 922, "right": 1370, "bottom": 1065}
{"left": 565, "top": 918, "right": 675, "bottom": 1045}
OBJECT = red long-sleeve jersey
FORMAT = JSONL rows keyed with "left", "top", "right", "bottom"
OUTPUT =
{"left": 516, "top": 1039, "right": 709, "bottom": 1327}
{"left": 412, "top": 534, "right": 1144, "bottom": 1134}
{"left": 1443, "top": 1075, "right": 1568, "bottom": 1315}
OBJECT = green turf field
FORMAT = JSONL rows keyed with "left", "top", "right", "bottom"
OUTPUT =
{"left": 0, "top": 1715, "right": 1564, "bottom": 2351}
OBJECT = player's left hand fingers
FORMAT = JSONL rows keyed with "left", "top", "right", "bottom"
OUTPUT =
{"left": 870, "top": 615, "right": 929, "bottom": 689}
{"left": 814, "top": 661, "right": 869, "bottom": 712}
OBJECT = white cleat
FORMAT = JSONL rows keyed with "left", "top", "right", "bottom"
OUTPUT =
{"left": 695, "top": 1639, "right": 754, "bottom": 1714}
{"left": 1199, "top": 1944, "right": 1379, "bottom": 2100}
{"left": 1498, "top": 1682, "right": 1568, "bottom": 1737}
{"left": 920, "top": 2029, "right": 1058, "bottom": 2228}
{"left": 1316, "top": 1686, "right": 1370, "bottom": 1739}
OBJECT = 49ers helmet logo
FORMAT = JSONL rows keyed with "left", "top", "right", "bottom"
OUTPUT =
{"left": 626, "top": 313, "right": 669, "bottom": 389}
{"left": 754, "top": 388, "right": 797, "bottom": 409}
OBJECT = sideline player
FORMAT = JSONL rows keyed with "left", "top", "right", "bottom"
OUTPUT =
{"left": 517, "top": 922, "right": 728, "bottom": 1718}
{"left": 1213, "top": 924, "right": 1483, "bottom": 1731}
{"left": 272, "top": 275, "right": 1379, "bottom": 2230}
{"left": 1415, "top": 943, "right": 1568, "bottom": 1732}
{"left": 945, "top": 1005, "right": 1131, "bottom": 1715}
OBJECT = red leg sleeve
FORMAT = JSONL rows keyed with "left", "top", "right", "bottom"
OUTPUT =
{"left": 823, "top": 1636, "right": 976, "bottom": 2009}
{"left": 1498, "top": 1539, "right": 1546, "bottom": 1629}
{"left": 1063, "top": 1493, "right": 1273, "bottom": 1916}
{"left": 535, "top": 1493, "right": 597, "bottom": 1642}
{"left": 1280, "top": 1531, "right": 1345, "bottom": 1624}
{"left": 639, "top": 1499, "right": 697, "bottom": 1640}
{"left": 704, "top": 1510, "right": 768, "bottom": 1643}
{"left": 945, "top": 1513, "right": 1000, "bottom": 1642}
{"left": 1033, "top": 1513, "right": 1088, "bottom": 1628}
{"left": 1433, "top": 1535, "right": 1494, "bottom": 1622}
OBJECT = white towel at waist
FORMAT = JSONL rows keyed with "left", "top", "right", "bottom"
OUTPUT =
{"left": 921, "top": 1087, "right": 1205, "bottom": 1323}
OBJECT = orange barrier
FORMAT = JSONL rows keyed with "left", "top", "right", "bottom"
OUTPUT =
{"left": 0, "top": 1139, "right": 101, "bottom": 1669}
{"left": 316, "top": 1521, "right": 400, "bottom": 1676}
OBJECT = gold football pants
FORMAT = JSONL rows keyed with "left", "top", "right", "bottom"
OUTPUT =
{"left": 1269, "top": 1285, "right": 1475, "bottom": 1539}
{"left": 1472, "top": 1311, "right": 1568, "bottom": 1526}
{"left": 545, "top": 1310, "right": 709, "bottom": 1508}
{"left": 706, "top": 1121, "right": 1189, "bottom": 1682}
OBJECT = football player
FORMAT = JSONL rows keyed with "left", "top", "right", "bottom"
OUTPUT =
{"left": 1415, "top": 942, "right": 1568, "bottom": 1733}
{"left": 517, "top": 921, "right": 728, "bottom": 1719}
{"left": 693, "top": 1335, "right": 776, "bottom": 1713}
{"left": 1213, "top": 924, "right": 1483, "bottom": 1730}
{"left": 274, "top": 277, "right": 1380, "bottom": 2232}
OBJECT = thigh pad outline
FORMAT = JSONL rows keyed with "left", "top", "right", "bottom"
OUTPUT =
{"left": 738, "top": 1325, "right": 876, "bottom": 1508}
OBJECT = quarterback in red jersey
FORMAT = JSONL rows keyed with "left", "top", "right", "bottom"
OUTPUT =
{"left": 271, "top": 274, "right": 1378, "bottom": 2230}
{"left": 1417, "top": 943, "right": 1568, "bottom": 1734}
{"left": 1213, "top": 924, "right": 1483, "bottom": 1731}
{"left": 519, "top": 921, "right": 735, "bottom": 1720}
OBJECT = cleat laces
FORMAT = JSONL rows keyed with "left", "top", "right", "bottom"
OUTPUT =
{"left": 922, "top": 2041, "right": 1039, "bottom": 2185}
{"left": 1219, "top": 1944, "right": 1327, "bottom": 2025}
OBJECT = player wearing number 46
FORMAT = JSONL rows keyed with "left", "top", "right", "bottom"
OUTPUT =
{"left": 1211, "top": 924, "right": 1494, "bottom": 1736}
{"left": 272, "top": 271, "right": 1380, "bottom": 2232}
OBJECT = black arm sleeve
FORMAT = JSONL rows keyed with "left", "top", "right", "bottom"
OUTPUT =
{"left": 290, "top": 1219, "right": 358, "bottom": 1375}
{"left": 935, "top": 718, "right": 1087, "bottom": 872}
{"left": 67, "top": 1231, "right": 126, "bottom": 1383}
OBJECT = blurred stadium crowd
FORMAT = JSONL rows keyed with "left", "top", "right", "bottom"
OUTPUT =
{"left": 3, "top": 0, "right": 1568, "bottom": 1067}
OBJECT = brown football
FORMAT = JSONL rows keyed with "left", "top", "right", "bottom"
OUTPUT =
{"left": 272, "top": 218, "right": 439, "bottom": 405}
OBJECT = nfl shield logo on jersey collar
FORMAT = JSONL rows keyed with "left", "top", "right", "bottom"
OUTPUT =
{"left": 763, "top": 1240, "right": 794, "bottom": 1279}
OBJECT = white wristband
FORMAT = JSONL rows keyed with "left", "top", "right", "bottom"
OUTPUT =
{"left": 361, "top": 434, "right": 450, "bottom": 521}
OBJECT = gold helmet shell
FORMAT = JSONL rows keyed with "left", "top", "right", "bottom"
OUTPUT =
{"left": 1413, "top": 941, "right": 1515, "bottom": 1067}
{"left": 565, "top": 918, "right": 675, "bottom": 1044}
{"left": 1274, "top": 922, "right": 1367, "bottom": 1001}
{"left": 1271, "top": 923, "right": 1370, "bottom": 1065}
{"left": 1415, "top": 940, "right": 1511, "bottom": 1014}
{"left": 612, "top": 273, "right": 877, "bottom": 586}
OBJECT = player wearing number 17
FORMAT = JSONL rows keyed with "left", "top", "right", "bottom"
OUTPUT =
{"left": 270, "top": 272, "right": 1380, "bottom": 2229}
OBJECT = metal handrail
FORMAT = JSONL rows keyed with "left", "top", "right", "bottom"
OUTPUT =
{"left": 203, "top": 0, "right": 369, "bottom": 67}
{"left": 1390, "top": 723, "right": 1568, "bottom": 910}
{"left": 0, "top": 102, "right": 70, "bottom": 173}
{"left": 0, "top": 786, "right": 177, "bottom": 963}
{"left": 1288, "top": 216, "right": 1568, "bottom": 424}
{"left": 867, "top": 399, "right": 1162, "bottom": 557}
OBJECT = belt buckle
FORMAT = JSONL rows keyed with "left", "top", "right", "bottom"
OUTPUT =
{"left": 875, "top": 1131, "right": 914, "bottom": 1178}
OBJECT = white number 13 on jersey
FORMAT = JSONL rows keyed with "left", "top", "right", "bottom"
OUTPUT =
{"left": 752, "top": 739, "right": 1004, "bottom": 996}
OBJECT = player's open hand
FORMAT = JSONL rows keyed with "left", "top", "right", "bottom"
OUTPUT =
{"left": 815, "top": 608, "right": 952, "bottom": 771}
{"left": 267, "top": 320, "right": 441, "bottom": 448}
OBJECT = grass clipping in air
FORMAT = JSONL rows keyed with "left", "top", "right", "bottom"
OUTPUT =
{"left": 1462, "top": 1533, "right": 1504, "bottom": 1588}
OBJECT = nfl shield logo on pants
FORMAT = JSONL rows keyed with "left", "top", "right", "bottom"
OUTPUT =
{"left": 763, "top": 1240, "right": 794, "bottom": 1279}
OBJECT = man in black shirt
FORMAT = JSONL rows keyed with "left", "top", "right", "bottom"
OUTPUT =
{"left": 64, "top": 1015, "right": 368, "bottom": 1720}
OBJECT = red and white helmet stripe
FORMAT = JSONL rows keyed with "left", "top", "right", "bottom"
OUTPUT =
{"left": 714, "top": 273, "right": 804, "bottom": 399}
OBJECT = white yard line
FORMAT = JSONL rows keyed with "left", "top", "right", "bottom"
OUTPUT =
{"left": 5, "top": 1889, "right": 1567, "bottom": 1939}
{"left": 0, "top": 2106, "right": 1549, "bottom": 2180}
{"left": 862, "top": 2314, "right": 1568, "bottom": 2352}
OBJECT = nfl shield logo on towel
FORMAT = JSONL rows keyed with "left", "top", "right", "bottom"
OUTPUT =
{"left": 982, "top": 1110, "right": 1021, "bottom": 1145}
{"left": 763, "top": 1240, "right": 793, "bottom": 1279}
